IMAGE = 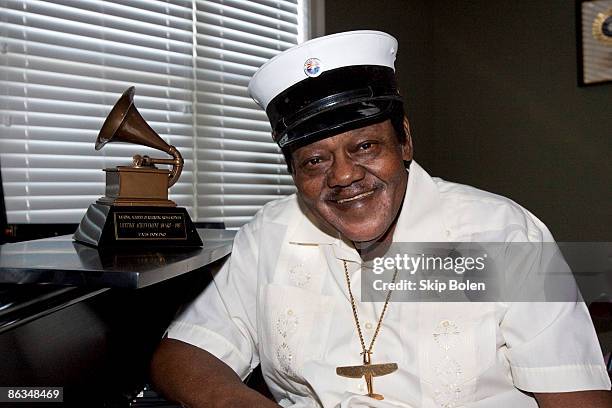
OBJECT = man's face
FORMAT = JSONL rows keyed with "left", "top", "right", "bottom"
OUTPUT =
{"left": 291, "top": 119, "right": 412, "bottom": 244}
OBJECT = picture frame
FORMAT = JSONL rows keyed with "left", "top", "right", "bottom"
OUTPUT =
{"left": 576, "top": 0, "right": 612, "bottom": 86}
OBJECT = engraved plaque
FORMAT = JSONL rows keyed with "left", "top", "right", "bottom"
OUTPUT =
{"left": 114, "top": 213, "right": 187, "bottom": 240}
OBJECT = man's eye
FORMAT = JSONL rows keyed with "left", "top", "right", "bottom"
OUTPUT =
{"left": 359, "top": 142, "right": 373, "bottom": 150}
{"left": 305, "top": 157, "right": 322, "bottom": 166}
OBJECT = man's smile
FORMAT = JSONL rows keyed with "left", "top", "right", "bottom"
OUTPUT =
{"left": 333, "top": 189, "right": 376, "bottom": 204}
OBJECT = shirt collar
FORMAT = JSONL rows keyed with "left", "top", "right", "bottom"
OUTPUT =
{"left": 287, "top": 160, "right": 449, "bottom": 249}
{"left": 392, "top": 160, "right": 449, "bottom": 243}
{"left": 287, "top": 199, "right": 340, "bottom": 246}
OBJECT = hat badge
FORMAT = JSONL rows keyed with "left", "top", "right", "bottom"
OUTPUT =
{"left": 303, "top": 58, "right": 322, "bottom": 77}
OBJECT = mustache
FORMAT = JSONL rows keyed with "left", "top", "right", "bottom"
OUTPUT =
{"left": 323, "top": 181, "right": 384, "bottom": 201}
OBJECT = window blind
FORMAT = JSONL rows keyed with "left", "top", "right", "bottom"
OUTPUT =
{"left": 0, "top": 0, "right": 308, "bottom": 228}
{"left": 195, "top": 0, "right": 301, "bottom": 228}
{"left": 0, "top": 0, "right": 196, "bottom": 224}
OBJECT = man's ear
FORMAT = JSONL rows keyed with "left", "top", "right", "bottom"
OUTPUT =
{"left": 401, "top": 116, "right": 413, "bottom": 161}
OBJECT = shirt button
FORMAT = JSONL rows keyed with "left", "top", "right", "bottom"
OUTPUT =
{"left": 365, "top": 322, "right": 373, "bottom": 330}
{"left": 446, "top": 230, "right": 451, "bottom": 237}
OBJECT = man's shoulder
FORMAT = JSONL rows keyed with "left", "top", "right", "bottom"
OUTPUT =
{"left": 241, "top": 193, "right": 300, "bottom": 233}
{"left": 432, "top": 177, "right": 553, "bottom": 241}
{"left": 255, "top": 193, "right": 299, "bottom": 223}
{"left": 434, "top": 177, "right": 518, "bottom": 209}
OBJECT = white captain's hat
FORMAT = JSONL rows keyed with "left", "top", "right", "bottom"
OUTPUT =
{"left": 248, "top": 30, "right": 403, "bottom": 149}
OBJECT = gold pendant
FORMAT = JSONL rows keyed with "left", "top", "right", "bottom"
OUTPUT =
{"left": 336, "top": 352, "right": 398, "bottom": 400}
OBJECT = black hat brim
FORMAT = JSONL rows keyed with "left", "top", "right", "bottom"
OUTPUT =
{"left": 277, "top": 98, "right": 401, "bottom": 150}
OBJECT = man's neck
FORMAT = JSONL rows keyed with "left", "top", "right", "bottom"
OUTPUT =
{"left": 353, "top": 220, "right": 398, "bottom": 262}
{"left": 354, "top": 185, "right": 407, "bottom": 262}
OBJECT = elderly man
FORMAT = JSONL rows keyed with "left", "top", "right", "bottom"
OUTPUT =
{"left": 150, "top": 31, "right": 610, "bottom": 407}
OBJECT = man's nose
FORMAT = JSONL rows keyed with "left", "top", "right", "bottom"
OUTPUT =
{"left": 326, "top": 153, "right": 365, "bottom": 188}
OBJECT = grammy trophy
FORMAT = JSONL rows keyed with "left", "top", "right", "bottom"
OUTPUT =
{"left": 73, "top": 87, "right": 202, "bottom": 248}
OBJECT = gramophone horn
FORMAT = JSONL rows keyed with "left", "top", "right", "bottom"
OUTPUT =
{"left": 96, "top": 87, "right": 171, "bottom": 154}
{"left": 95, "top": 87, "right": 184, "bottom": 187}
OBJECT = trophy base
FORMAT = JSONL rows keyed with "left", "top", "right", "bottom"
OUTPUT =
{"left": 96, "top": 196, "right": 177, "bottom": 207}
{"left": 73, "top": 203, "right": 203, "bottom": 248}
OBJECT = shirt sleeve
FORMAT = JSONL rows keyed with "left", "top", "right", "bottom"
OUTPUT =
{"left": 166, "top": 224, "right": 260, "bottom": 380}
{"left": 498, "top": 209, "right": 611, "bottom": 392}
{"left": 502, "top": 301, "right": 610, "bottom": 392}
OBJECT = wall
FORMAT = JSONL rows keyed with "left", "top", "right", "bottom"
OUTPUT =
{"left": 327, "top": 0, "right": 612, "bottom": 240}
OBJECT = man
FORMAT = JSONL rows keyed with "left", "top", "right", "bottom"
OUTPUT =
{"left": 151, "top": 31, "right": 611, "bottom": 407}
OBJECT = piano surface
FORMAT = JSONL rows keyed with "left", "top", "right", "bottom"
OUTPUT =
{"left": 0, "top": 229, "right": 235, "bottom": 288}
{"left": 0, "top": 229, "right": 235, "bottom": 407}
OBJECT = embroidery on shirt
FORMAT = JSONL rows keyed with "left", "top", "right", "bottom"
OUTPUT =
{"left": 433, "top": 384, "right": 463, "bottom": 408}
{"left": 276, "top": 342, "right": 294, "bottom": 374}
{"left": 276, "top": 308, "right": 299, "bottom": 338}
{"left": 432, "top": 319, "right": 464, "bottom": 408}
{"left": 275, "top": 309, "right": 299, "bottom": 375}
{"left": 432, "top": 319, "right": 460, "bottom": 351}
{"left": 289, "top": 263, "right": 312, "bottom": 288}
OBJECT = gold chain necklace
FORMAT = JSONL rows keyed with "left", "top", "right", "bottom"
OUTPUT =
{"left": 336, "top": 259, "right": 399, "bottom": 400}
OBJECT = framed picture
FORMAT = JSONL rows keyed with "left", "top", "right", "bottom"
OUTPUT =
{"left": 577, "top": 0, "right": 612, "bottom": 85}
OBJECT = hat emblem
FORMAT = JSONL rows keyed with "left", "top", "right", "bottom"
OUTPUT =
{"left": 303, "top": 58, "right": 322, "bottom": 77}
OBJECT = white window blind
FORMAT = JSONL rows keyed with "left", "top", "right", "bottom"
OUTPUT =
{"left": 0, "top": 0, "right": 308, "bottom": 228}
{"left": 195, "top": 0, "right": 302, "bottom": 228}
